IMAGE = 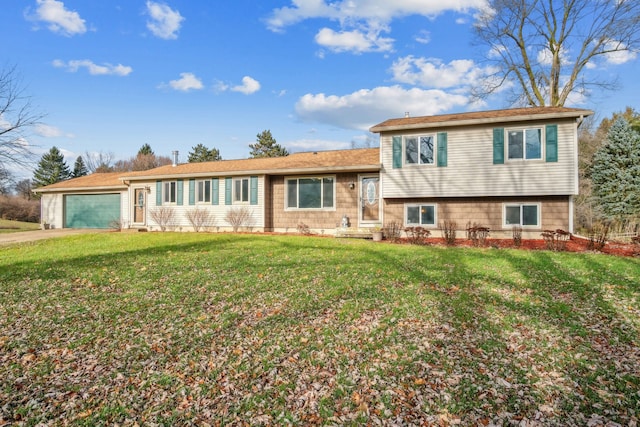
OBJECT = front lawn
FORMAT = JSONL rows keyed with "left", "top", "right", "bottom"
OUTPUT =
{"left": 1, "top": 233, "right": 638, "bottom": 425}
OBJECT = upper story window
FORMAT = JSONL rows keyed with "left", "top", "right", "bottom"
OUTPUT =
{"left": 286, "top": 176, "right": 335, "bottom": 210}
{"left": 234, "top": 178, "right": 249, "bottom": 203}
{"left": 163, "top": 181, "right": 176, "bottom": 204}
{"left": 197, "top": 180, "right": 211, "bottom": 203}
{"left": 405, "top": 135, "right": 434, "bottom": 165}
{"left": 507, "top": 128, "right": 542, "bottom": 160}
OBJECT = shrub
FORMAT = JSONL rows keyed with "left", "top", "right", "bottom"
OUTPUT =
{"left": 149, "top": 207, "right": 176, "bottom": 232}
{"left": 440, "top": 219, "right": 457, "bottom": 246}
{"left": 297, "top": 222, "right": 311, "bottom": 235}
{"left": 466, "top": 222, "right": 490, "bottom": 247}
{"left": 512, "top": 225, "right": 523, "bottom": 248}
{"left": 587, "top": 223, "right": 609, "bottom": 251}
{"left": 541, "top": 229, "right": 571, "bottom": 251}
{"left": 224, "top": 207, "right": 253, "bottom": 232}
{"left": 185, "top": 208, "right": 213, "bottom": 232}
{"left": 404, "top": 226, "right": 430, "bottom": 245}
{"left": 384, "top": 221, "right": 402, "bottom": 242}
{"left": 0, "top": 195, "right": 40, "bottom": 223}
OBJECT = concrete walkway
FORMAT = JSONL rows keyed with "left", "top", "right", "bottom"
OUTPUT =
{"left": 0, "top": 228, "right": 110, "bottom": 246}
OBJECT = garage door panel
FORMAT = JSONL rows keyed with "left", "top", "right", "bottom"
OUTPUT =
{"left": 64, "top": 194, "right": 121, "bottom": 229}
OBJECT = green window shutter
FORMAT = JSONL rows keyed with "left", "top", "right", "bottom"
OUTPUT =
{"left": 225, "top": 177, "right": 232, "bottom": 205}
{"left": 250, "top": 176, "right": 258, "bottom": 205}
{"left": 493, "top": 128, "right": 505, "bottom": 164}
{"left": 545, "top": 124, "right": 558, "bottom": 162}
{"left": 437, "top": 132, "right": 447, "bottom": 167}
{"left": 392, "top": 136, "right": 402, "bottom": 169}
{"left": 212, "top": 178, "right": 219, "bottom": 205}
{"left": 188, "top": 179, "right": 195, "bottom": 205}
{"left": 177, "top": 179, "right": 184, "bottom": 206}
{"left": 156, "top": 181, "right": 162, "bottom": 205}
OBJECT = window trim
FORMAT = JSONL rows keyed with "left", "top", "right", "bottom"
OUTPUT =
{"left": 233, "top": 177, "right": 250, "bottom": 204}
{"left": 505, "top": 126, "right": 544, "bottom": 162}
{"left": 163, "top": 181, "right": 177, "bottom": 204}
{"left": 284, "top": 175, "right": 336, "bottom": 211}
{"left": 404, "top": 133, "right": 436, "bottom": 166}
{"left": 503, "top": 203, "right": 541, "bottom": 229}
{"left": 405, "top": 203, "right": 437, "bottom": 227}
{"left": 196, "top": 179, "right": 211, "bottom": 204}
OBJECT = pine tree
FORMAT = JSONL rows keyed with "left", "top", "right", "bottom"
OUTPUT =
{"left": 72, "top": 156, "right": 88, "bottom": 178}
{"left": 249, "top": 130, "right": 289, "bottom": 158}
{"left": 188, "top": 143, "right": 222, "bottom": 162}
{"left": 138, "top": 143, "right": 154, "bottom": 156}
{"left": 32, "top": 147, "right": 71, "bottom": 188}
{"left": 590, "top": 118, "right": 640, "bottom": 222}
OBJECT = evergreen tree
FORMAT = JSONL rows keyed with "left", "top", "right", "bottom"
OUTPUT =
{"left": 138, "top": 143, "right": 154, "bottom": 156}
{"left": 590, "top": 118, "right": 640, "bottom": 222}
{"left": 249, "top": 130, "right": 289, "bottom": 158}
{"left": 72, "top": 156, "right": 88, "bottom": 178}
{"left": 188, "top": 143, "right": 222, "bottom": 162}
{"left": 32, "top": 146, "right": 71, "bottom": 188}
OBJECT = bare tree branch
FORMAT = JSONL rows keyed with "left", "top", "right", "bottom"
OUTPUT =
{"left": 473, "top": 0, "right": 640, "bottom": 106}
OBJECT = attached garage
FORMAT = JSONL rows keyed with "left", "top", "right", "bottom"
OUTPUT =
{"left": 64, "top": 194, "right": 121, "bottom": 229}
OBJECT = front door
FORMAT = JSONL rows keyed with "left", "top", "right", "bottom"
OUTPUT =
{"left": 359, "top": 175, "right": 380, "bottom": 224}
{"left": 133, "top": 188, "right": 146, "bottom": 224}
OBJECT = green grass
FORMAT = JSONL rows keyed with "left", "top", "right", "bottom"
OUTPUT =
{"left": 0, "top": 218, "right": 40, "bottom": 233}
{"left": 1, "top": 233, "right": 639, "bottom": 425}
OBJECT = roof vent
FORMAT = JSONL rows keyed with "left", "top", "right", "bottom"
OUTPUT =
{"left": 405, "top": 112, "right": 410, "bottom": 118}
{"left": 171, "top": 150, "right": 179, "bottom": 167}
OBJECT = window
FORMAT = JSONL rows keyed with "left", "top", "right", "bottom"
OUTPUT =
{"left": 234, "top": 178, "right": 249, "bottom": 203}
{"left": 406, "top": 204, "right": 436, "bottom": 226}
{"left": 163, "top": 181, "right": 176, "bottom": 204}
{"left": 405, "top": 135, "right": 434, "bottom": 165}
{"left": 508, "top": 128, "right": 542, "bottom": 160}
{"left": 286, "top": 176, "right": 334, "bottom": 209}
{"left": 504, "top": 204, "right": 540, "bottom": 227}
{"left": 197, "top": 180, "right": 211, "bottom": 203}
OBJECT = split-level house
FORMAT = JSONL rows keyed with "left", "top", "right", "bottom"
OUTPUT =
{"left": 34, "top": 107, "right": 592, "bottom": 238}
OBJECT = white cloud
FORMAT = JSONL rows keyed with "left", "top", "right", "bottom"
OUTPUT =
{"left": 603, "top": 41, "right": 637, "bottom": 65}
{"left": 30, "top": 0, "right": 87, "bottom": 36}
{"left": 286, "top": 138, "right": 352, "bottom": 152}
{"left": 415, "top": 30, "right": 430, "bottom": 45}
{"left": 315, "top": 27, "right": 393, "bottom": 53}
{"left": 146, "top": 1, "right": 184, "bottom": 40}
{"left": 35, "top": 124, "right": 74, "bottom": 138}
{"left": 390, "top": 56, "right": 490, "bottom": 89}
{"left": 166, "top": 72, "right": 203, "bottom": 92}
{"left": 52, "top": 59, "right": 133, "bottom": 76}
{"left": 266, "top": 0, "right": 488, "bottom": 53}
{"left": 295, "top": 85, "right": 469, "bottom": 130}
{"left": 267, "top": 0, "right": 488, "bottom": 31}
{"left": 231, "top": 76, "right": 261, "bottom": 95}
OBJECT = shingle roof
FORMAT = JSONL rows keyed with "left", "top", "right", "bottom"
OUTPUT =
{"left": 33, "top": 172, "right": 127, "bottom": 193}
{"left": 121, "top": 147, "right": 380, "bottom": 181}
{"left": 34, "top": 148, "right": 381, "bottom": 191}
{"left": 370, "top": 107, "right": 593, "bottom": 132}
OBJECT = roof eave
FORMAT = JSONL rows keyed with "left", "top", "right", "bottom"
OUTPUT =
{"left": 120, "top": 164, "right": 382, "bottom": 181}
{"left": 33, "top": 185, "right": 128, "bottom": 194}
{"left": 369, "top": 110, "right": 594, "bottom": 133}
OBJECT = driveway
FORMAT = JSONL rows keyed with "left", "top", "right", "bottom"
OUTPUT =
{"left": 0, "top": 228, "right": 111, "bottom": 246}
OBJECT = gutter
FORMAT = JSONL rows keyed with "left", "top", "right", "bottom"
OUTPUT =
{"left": 33, "top": 185, "right": 128, "bottom": 194}
{"left": 370, "top": 111, "right": 594, "bottom": 133}
{"left": 119, "top": 164, "right": 382, "bottom": 182}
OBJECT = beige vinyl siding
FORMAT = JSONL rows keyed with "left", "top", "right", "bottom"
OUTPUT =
{"left": 146, "top": 177, "right": 266, "bottom": 231}
{"left": 381, "top": 118, "right": 578, "bottom": 198}
{"left": 41, "top": 193, "right": 64, "bottom": 229}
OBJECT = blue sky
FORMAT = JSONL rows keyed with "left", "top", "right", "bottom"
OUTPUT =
{"left": 2, "top": 0, "right": 639, "bottom": 178}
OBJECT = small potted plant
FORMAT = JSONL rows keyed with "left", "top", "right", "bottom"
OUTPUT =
{"left": 371, "top": 224, "right": 384, "bottom": 241}
{"left": 41, "top": 218, "right": 51, "bottom": 230}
